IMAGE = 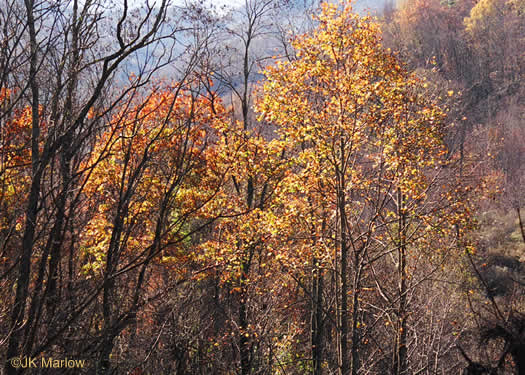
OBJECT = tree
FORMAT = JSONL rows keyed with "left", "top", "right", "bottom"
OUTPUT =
{"left": 464, "top": 0, "right": 524, "bottom": 86}
{"left": 80, "top": 83, "right": 227, "bottom": 372}
{"left": 0, "top": 0, "right": 203, "bottom": 373}
{"left": 192, "top": 2, "right": 296, "bottom": 373}
{"left": 198, "top": 117, "right": 289, "bottom": 374}
{"left": 258, "top": 2, "right": 471, "bottom": 373}
{"left": 383, "top": 0, "right": 476, "bottom": 82}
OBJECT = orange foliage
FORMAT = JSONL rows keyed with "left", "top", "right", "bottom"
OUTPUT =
{"left": 80, "top": 85, "right": 225, "bottom": 276}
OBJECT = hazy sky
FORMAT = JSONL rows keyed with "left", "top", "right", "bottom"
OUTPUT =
{"left": 173, "top": 0, "right": 242, "bottom": 8}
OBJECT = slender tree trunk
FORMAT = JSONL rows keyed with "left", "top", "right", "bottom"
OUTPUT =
{"left": 239, "top": 257, "right": 252, "bottom": 375}
{"left": 334, "top": 246, "right": 341, "bottom": 373}
{"left": 6, "top": 0, "right": 40, "bottom": 371}
{"left": 312, "top": 257, "right": 324, "bottom": 375}
{"left": 517, "top": 207, "right": 525, "bottom": 244}
{"left": 99, "top": 198, "right": 128, "bottom": 373}
{"left": 239, "top": 294, "right": 250, "bottom": 375}
{"left": 350, "top": 260, "right": 361, "bottom": 375}
{"left": 338, "top": 180, "right": 349, "bottom": 375}
{"left": 393, "top": 190, "right": 408, "bottom": 375}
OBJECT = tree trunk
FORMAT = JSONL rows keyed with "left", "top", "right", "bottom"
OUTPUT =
{"left": 393, "top": 190, "right": 408, "bottom": 375}
{"left": 239, "top": 259, "right": 251, "bottom": 375}
{"left": 350, "top": 260, "right": 362, "bottom": 375}
{"left": 312, "top": 257, "right": 324, "bottom": 375}
{"left": 338, "top": 179, "right": 349, "bottom": 375}
{"left": 517, "top": 207, "right": 525, "bottom": 244}
{"left": 6, "top": 0, "right": 40, "bottom": 371}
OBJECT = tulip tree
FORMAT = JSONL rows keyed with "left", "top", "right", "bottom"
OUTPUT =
{"left": 258, "top": 2, "right": 471, "bottom": 373}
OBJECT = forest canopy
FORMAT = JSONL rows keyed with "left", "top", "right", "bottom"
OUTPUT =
{"left": 0, "top": 0, "right": 523, "bottom": 374}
